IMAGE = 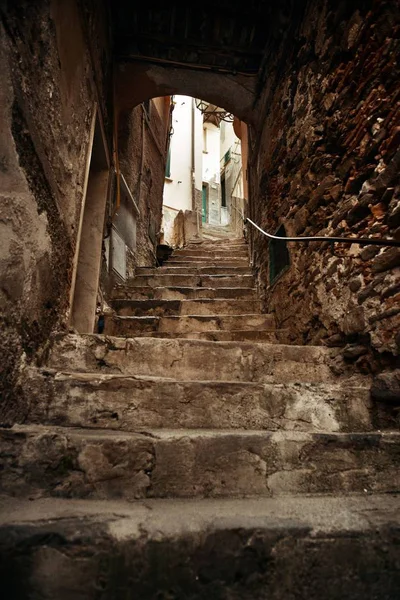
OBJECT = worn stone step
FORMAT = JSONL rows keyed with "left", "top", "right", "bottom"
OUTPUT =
{"left": 186, "top": 241, "right": 246, "bottom": 249}
{"left": 2, "top": 495, "right": 398, "bottom": 600}
{"left": 172, "top": 252, "right": 249, "bottom": 265}
{"left": 24, "top": 369, "right": 373, "bottom": 432}
{"left": 104, "top": 314, "right": 273, "bottom": 336}
{"left": 1, "top": 425, "right": 398, "bottom": 499}
{"left": 187, "top": 243, "right": 246, "bottom": 250}
{"left": 129, "top": 274, "right": 255, "bottom": 288}
{"left": 180, "top": 239, "right": 246, "bottom": 247}
{"left": 47, "top": 334, "right": 364, "bottom": 384}
{"left": 170, "top": 251, "right": 249, "bottom": 259}
{"left": 111, "top": 285, "right": 257, "bottom": 301}
{"left": 137, "top": 266, "right": 252, "bottom": 276}
{"left": 111, "top": 299, "right": 262, "bottom": 317}
{"left": 166, "top": 259, "right": 249, "bottom": 267}
{"left": 201, "top": 231, "right": 238, "bottom": 241}
{"left": 127, "top": 329, "right": 280, "bottom": 342}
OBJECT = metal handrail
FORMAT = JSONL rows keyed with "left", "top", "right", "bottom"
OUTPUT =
{"left": 244, "top": 217, "right": 400, "bottom": 247}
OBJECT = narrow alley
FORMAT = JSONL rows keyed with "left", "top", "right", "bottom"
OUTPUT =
{"left": 0, "top": 1, "right": 399, "bottom": 598}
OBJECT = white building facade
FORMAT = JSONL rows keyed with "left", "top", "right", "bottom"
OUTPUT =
{"left": 162, "top": 95, "right": 244, "bottom": 244}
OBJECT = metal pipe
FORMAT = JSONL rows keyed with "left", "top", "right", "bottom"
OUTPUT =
{"left": 244, "top": 217, "right": 400, "bottom": 247}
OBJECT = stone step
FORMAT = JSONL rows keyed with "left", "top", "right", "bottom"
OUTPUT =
{"left": 166, "top": 259, "right": 249, "bottom": 267}
{"left": 47, "top": 334, "right": 363, "bottom": 384}
{"left": 1, "top": 495, "right": 398, "bottom": 600}
{"left": 1, "top": 425, "right": 398, "bottom": 499}
{"left": 171, "top": 246, "right": 249, "bottom": 259}
{"left": 126, "top": 329, "right": 280, "bottom": 342}
{"left": 104, "top": 314, "right": 273, "bottom": 336}
{"left": 24, "top": 369, "right": 373, "bottom": 432}
{"left": 173, "top": 244, "right": 248, "bottom": 250}
{"left": 129, "top": 274, "right": 255, "bottom": 288}
{"left": 111, "top": 285, "right": 257, "bottom": 301}
{"left": 171, "top": 250, "right": 249, "bottom": 259}
{"left": 111, "top": 299, "right": 262, "bottom": 317}
{"left": 137, "top": 266, "right": 252, "bottom": 275}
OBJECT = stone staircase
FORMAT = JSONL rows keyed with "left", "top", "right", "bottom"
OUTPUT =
{"left": 0, "top": 233, "right": 399, "bottom": 598}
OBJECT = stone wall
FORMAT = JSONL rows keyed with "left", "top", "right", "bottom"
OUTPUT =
{"left": 250, "top": 0, "right": 400, "bottom": 371}
{"left": 0, "top": 0, "right": 112, "bottom": 423}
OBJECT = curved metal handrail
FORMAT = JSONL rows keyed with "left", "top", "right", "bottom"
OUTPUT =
{"left": 244, "top": 217, "right": 400, "bottom": 247}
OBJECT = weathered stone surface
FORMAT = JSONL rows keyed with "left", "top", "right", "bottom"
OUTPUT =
{"left": 371, "top": 248, "right": 400, "bottom": 273}
{"left": 47, "top": 334, "right": 363, "bottom": 384}
{"left": 343, "top": 345, "right": 368, "bottom": 361}
{"left": 167, "top": 258, "right": 249, "bottom": 266}
{"left": 104, "top": 314, "right": 274, "bottom": 336}
{"left": 1, "top": 425, "right": 398, "bottom": 499}
{"left": 360, "top": 245, "right": 380, "bottom": 262}
{"left": 103, "top": 329, "right": 280, "bottom": 342}
{"left": 342, "top": 307, "right": 366, "bottom": 336}
{"left": 23, "top": 369, "right": 373, "bottom": 433}
{"left": 371, "top": 370, "right": 400, "bottom": 403}
{"left": 104, "top": 314, "right": 275, "bottom": 338}
{"left": 111, "top": 298, "right": 262, "bottom": 317}
{"left": 250, "top": 0, "right": 400, "bottom": 362}
{"left": 0, "top": 3, "right": 110, "bottom": 423}
{"left": 158, "top": 329, "right": 278, "bottom": 342}
{"left": 137, "top": 266, "right": 252, "bottom": 275}
{"left": 130, "top": 274, "right": 255, "bottom": 289}
{"left": 112, "top": 285, "right": 257, "bottom": 301}
{"left": 1, "top": 495, "right": 399, "bottom": 600}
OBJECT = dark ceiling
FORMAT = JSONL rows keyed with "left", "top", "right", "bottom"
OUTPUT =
{"left": 111, "top": 1, "right": 296, "bottom": 74}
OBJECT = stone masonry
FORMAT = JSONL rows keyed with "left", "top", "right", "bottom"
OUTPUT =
{"left": 249, "top": 0, "right": 400, "bottom": 375}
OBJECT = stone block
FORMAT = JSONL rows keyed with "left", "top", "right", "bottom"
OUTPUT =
{"left": 371, "top": 248, "right": 400, "bottom": 273}
{"left": 371, "top": 370, "right": 400, "bottom": 403}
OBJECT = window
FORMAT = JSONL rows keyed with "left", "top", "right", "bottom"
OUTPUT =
{"left": 269, "top": 225, "right": 290, "bottom": 284}
{"left": 165, "top": 146, "right": 171, "bottom": 178}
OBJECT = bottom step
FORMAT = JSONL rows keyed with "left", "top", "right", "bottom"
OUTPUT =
{"left": 0, "top": 495, "right": 399, "bottom": 599}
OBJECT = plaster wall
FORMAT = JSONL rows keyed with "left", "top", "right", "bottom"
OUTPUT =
{"left": 202, "top": 123, "right": 221, "bottom": 185}
{"left": 163, "top": 96, "right": 194, "bottom": 212}
{"left": 0, "top": 0, "right": 112, "bottom": 424}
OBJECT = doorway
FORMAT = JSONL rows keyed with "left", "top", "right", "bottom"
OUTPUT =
{"left": 69, "top": 109, "right": 110, "bottom": 333}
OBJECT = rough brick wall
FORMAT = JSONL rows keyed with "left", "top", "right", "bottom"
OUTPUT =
{"left": 250, "top": 0, "right": 400, "bottom": 372}
{"left": 0, "top": 0, "right": 112, "bottom": 423}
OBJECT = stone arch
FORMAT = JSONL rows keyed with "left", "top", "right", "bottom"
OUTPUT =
{"left": 115, "top": 61, "right": 258, "bottom": 124}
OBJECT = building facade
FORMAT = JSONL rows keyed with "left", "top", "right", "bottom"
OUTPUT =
{"left": 161, "top": 96, "right": 246, "bottom": 245}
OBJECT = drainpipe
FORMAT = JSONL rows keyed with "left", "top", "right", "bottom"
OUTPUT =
{"left": 191, "top": 97, "right": 196, "bottom": 211}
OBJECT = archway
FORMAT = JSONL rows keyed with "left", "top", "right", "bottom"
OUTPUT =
{"left": 115, "top": 61, "right": 257, "bottom": 124}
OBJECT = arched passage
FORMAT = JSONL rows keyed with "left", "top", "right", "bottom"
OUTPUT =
{"left": 115, "top": 61, "right": 257, "bottom": 124}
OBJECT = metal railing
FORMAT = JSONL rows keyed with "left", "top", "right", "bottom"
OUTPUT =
{"left": 244, "top": 217, "right": 400, "bottom": 248}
